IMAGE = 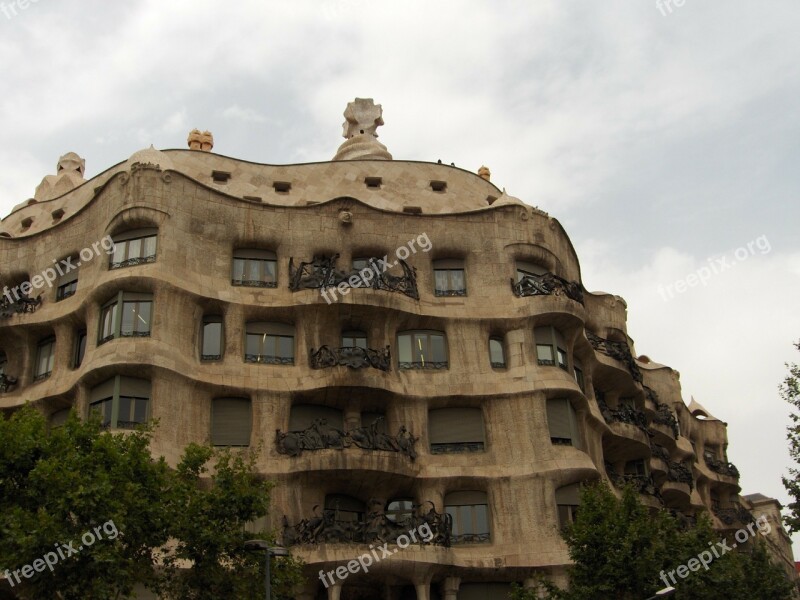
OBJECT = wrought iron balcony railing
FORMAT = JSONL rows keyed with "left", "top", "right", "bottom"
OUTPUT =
{"left": 289, "top": 254, "right": 419, "bottom": 300}
{"left": 704, "top": 455, "right": 740, "bottom": 478}
{"left": 650, "top": 443, "right": 671, "bottom": 462}
{"left": 666, "top": 462, "right": 694, "bottom": 490}
{"left": 434, "top": 287, "right": 467, "bottom": 297}
{"left": 511, "top": 272, "right": 584, "bottom": 304}
{"left": 398, "top": 360, "right": 448, "bottom": 370}
{"left": 586, "top": 331, "right": 643, "bottom": 383}
{"left": 451, "top": 532, "right": 491, "bottom": 544}
{"left": 598, "top": 397, "right": 648, "bottom": 431}
{"left": 109, "top": 254, "right": 156, "bottom": 270}
{"left": 653, "top": 403, "right": 680, "bottom": 439}
{"left": 276, "top": 418, "right": 418, "bottom": 460}
{"left": 309, "top": 345, "right": 391, "bottom": 371}
{"left": 245, "top": 354, "right": 294, "bottom": 365}
{"left": 0, "top": 373, "right": 18, "bottom": 393}
{"left": 713, "top": 504, "right": 753, "bottom": 526}
{"left": 607, "top": 467, "right": 662, "bottom": 501}
{"left": 283, "top": 500, "right": 452, "bottom": 547}
{"left": 231, "top": 278, "right": 278, "bottom": 288}
{"left": 0, "top": 291, "right": 42, "bottom": 320}
{"left": 430, "top": 442, "right": 485, "bottom": 454}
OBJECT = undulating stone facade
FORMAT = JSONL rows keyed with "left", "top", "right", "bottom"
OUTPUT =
{"left": 0, "top": 99, "right": 794, "bottom": 599}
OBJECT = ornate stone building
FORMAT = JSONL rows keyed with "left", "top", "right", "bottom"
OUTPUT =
{"left": 0, "top": 100, "right": 794, "bottom": 599}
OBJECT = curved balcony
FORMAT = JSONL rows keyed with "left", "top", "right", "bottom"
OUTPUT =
{"left": 0, "top": 290, "right": 42, "bottom": 320}
{"left": 704, "top": 455, "right": 740, "bottom": 479}
{"left": 586, "top": 332, "right": 642, "bottom": 383}
{"left": 713, "top": 504, "right": 753, "bottom": 528}
{"left": 511, "top": 272, "right": 584, "bottom": 305}
{"left": 606, "top": 466, "right": 662, "bottom": 504}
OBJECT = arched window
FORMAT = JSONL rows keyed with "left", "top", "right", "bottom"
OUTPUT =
{"left": 397, "top": 330, "right": 448, "bottom": 369}
{"left": 232, "top": 249, "right": 277, "bottom": 288}
{"left": 201, "top": 316, "right": 223, "bottom": 361}
{"left": 245, "top": 322, "right": 294, "bottom": 364}
{"left": 428, "top": 408, "right": 485, "bottom": 454}
{"left": 386, "top": 499, "right": 414, "bottom": 527}
{"left": 444, "top": 491, "right": 490, "bottom": 544}
{"left": 211, "top": 397, "right": 252, "bottom": 446}
{"left": 89, "top": 376, "right": 150, "bottom": 429}
{"left": 489, "top": 337, "right": 506, "bottom": 368}
{"left": 110, "top": 228, "right": 158, "bottom": 269}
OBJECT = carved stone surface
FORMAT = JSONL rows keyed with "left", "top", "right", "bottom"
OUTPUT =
{"left": 0, "top": 290, "right": 42, "bottom": 319}
{"left": 333, "top": 98, "right": 393, "bottom": 161}
{"left": 276, "top": 418, "right": 418, "bottom": 461}
{"left": 586, "top": 331, "right": 642, "bottom": 382}
{"left": 289, "top": 254, "right": 419, "bottom": 300}
{"left": 511, "top": 272, "right": 584, "bottom": 304}
{"left": 705, "top": 455, "right": 740, "bottom": 478}
{"left": 283, "top": 499, "right": 451, "bottom": 546}
{"left": 0, "top": 373, "right": 18, "bottom": 393}
{"left": 309, "top": 345, "right": 391, "bottom": 371}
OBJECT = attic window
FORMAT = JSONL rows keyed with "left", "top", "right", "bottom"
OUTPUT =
{"left": 51, "top": 209, "right": 65, "bottom": 221}
{"left": 403, "top": 206, "right": 423, "bottom": 215}
{"left": 212, "top": 171, "right": 231, "bottom": 183}
{"left": 365, "top": 177, "right": 382, "bottom": 189}
{"left": 20, "top": 217, "right": 33, "bottom": 230}
{"left": 243, "top": 196, "right": 262, "bottom": 202}
{"left": 430, "top": 180, "right": 447, "bottom": 192}
{"left": 273, "top": 181, "right": 291, "bottom": 193}
{"left": 486, "top": 195, "right": 498, "bottom": 205}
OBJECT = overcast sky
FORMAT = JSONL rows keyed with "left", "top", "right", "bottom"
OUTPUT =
{"left": 1, "top": 0, "right": 799, "bottom": 542}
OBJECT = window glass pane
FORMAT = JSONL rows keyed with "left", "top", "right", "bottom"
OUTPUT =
{"left": 75, "top": 333, "right": 87, "bottom": 367}
{"left": 430, "top": 334, "right": 446, "bottom": 362}
{"left": 247, "top": 259, "right": 260, "bottom": 281}
{"left": 557, "top": 347, "right": 568, "bottom": 369}
{"left": 450, "top": 270, "right": 465, "bottom": 290}
{"left": 352, "top": 259, "right": 368, "bottom": 271}
{"left": 489, "top": 339, "right": 504, "bottom": 365}
{"left": 203, "top": 323, "right": 222, "bottom": 356}
{"left": 537, "top": 344, "right": 554, "bottom": 363}
{"left": 121, "top": 303, "right": 135, "bottom": 334}
{"left": 91, "top": 399, "right": 112, "bottom": 428}
{"left": 133, "top": 398, "right": 148, "bottom": 423}
{"left": 246, "top": 333, "right": 262, "bottom": 356}
{"left": 412, "top": 333, "right": 426, "bottom": 363}
{"left": 118, "top": 396, "right": 132, "bottom": 423}
{"left": 398, "top": 334, "right": 412, "bottom": 364}
{"left": 112, "top": 241, "right": 127, "bottom": 264}
{"left": 434, "top": 270, "right": 449, "bottom": 291}
{"left": 143, "top": 236, "right": 157, "bottom": 257}
{"left": 264, "top": 260, "right": 276, "bottom": 283}
{"left": 137, "top": 302, "right": 152, "bottom": 333}
{"left": 232, "top": 258, "right": 245, "bottom": 281}
{"left": 127, "top": 238, "right": 142, "bottom": 260}
{"left": 474, "top": 504, "right": 488, "bottom": 534}
{"left": 101, "top": 303, "right": 117, "bottom": 339}
{"left": 446, "top": 506, "right": 459, "bottom": 535}
{"left": 277, "top": 336, "right": 294, "bottom": 359}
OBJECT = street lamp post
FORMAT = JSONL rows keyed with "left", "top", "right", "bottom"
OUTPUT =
{"left": 244, "top": 540, "right": 289, "bottom": 600}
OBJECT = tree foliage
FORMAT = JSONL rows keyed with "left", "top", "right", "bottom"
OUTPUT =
{"left": 782, "top": 340, "right": 800, "bottom": 533}
{"left": 0, "top": 406, "right": 304, "bottom": 599}
{"left": 510, "top": 483, "right": 793, "bottom": 600}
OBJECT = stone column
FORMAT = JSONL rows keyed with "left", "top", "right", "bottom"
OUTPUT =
{"left": 327, "top": 582, "right": 342, "bottom": 600}
{"left": 414, "top": 581, "right": 430, "bottom": 600}
{"left": 441, "top": 576, "right": 461, "bottom": 600}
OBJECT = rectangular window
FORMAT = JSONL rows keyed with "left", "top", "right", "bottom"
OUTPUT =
{"left": 120, "top": 301, "right": 152, "bottom": 336}
{"left": 547, "top": 398, "right": 580, "bottom": 448}
{"left": 212, "top": 397, "right": 252, "bottom": 446}
{"left": 574, "top": 363, "right": 585, "bottom": 392}
{"left": 202, "top": 319, "right": 223, "bottom": 360}
{"left": 74, "top": 331, "right": 87, "bottom": 368}
{"left": 56, "top": 280, "right": 78, "bottom": 302}
{"left": 537, "top": 344, "right": 555, "bottom": 366}
{"left": 116, "top": 396, "right": 149, "bottom": 429}
{"left": 110, "top": 229, "right": 158, "bottom": 269}
{"left": 342, "top": 331, "right": 368, "bottom": 349}
{"left": 398, "top": 331, "right": 448, "bottom": 369}
{"left": 90, "top": 398, "right": 113, "bottom": 428}
{"left": 232, "top": 250, "right": 277, "bottom": 287}
{"left": 489, "top": 338, "right": 506, "bottom": 368}
{"left": 34, "top": 337, "right": 55, "bottom": 381}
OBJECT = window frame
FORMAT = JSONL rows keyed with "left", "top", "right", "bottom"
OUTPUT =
{"left": 73, "top": 330, "right": 87, "bottom": 368}
{"left": 201, "top": 316, "right": 224, "bottom": 361}
{"left": 109, "top": 228, "right": 158, "bottom": 270}
{"left": 211, "top": 397, "right": 252, "bottom": 446}
{"left": 34, "top": 336, "right": 56, "bottom": 381}
{"left": 547, "top": 398, "right": 581, "bottom": 448}
{"left": 534, "top": 325, "right": 569, "bottom": 370}
{"left": 231, "top": 249, "right": 278, "bottom": 288}
{"left": 397, "top": 330, "right": 448, "bottom": 370}
{"left": 428, "top": 407, "right": 485, "bottom": 454}
{"left": 489, "top": 336, "right": 506, "bottom": 368}
{"left": 89, "top": 375, "right": 151, "bottom": 430}
{"left": 432, "top": 259, "right": 467, "bottom": 297}
{"left": 341, "top": 330, "right": 368, "bottom": 349}
{"left": 98, "top": 292, "right": 153, "bottom": 345}
{"left": 444, "top": 491, "right": 491, "bottom": 544}
{"left": 244, "top": 322, "right": 295, "bottom": 365}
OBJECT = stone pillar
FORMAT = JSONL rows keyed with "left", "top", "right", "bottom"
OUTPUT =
{"left": 414, "top": 581, "right": 430, "bottom": 600}
{"left": 441, "top": 576, "right": 461, "bottom": 600}
{"left": 327, "top": 582, "right": 342, "bottom": 600}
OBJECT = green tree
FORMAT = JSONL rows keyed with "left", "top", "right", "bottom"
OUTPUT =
{"left": 782, "top": 341, "right": 800, "bottom": 533}
{"left": 0, "top": 406, "right": 305, "bottom": 599}
{"left": 510, "top": 482, "right": 793, "bottom": 600}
